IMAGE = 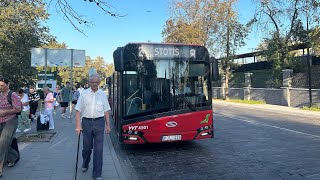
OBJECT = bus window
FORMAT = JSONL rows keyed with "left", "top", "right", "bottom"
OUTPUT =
{"left": 123, "top": 71, "right": 140, "bottom": 116}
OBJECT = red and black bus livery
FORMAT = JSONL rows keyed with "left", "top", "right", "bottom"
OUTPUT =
{"left": 108, "top": 43, "right": 218, "bottom": 144}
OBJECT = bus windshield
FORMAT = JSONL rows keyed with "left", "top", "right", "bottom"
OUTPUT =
{"left": 123, "top": 59, "right": 211, "bottom": 118}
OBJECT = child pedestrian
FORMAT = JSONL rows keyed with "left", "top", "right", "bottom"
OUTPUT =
{"left": 16, "top": 89, "right": 31, "bottom": 133}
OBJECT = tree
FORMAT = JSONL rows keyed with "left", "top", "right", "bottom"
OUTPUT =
{"left": 163, "top": 0, "right": 221, "bottom": 47}
{"left": 162, "top": 0, "right": 250, "bottom": 99}
{"left": 251, "top": 0, "right": 320, "bottom": 90}
{"left": 252, "top": 0, "right": 320, "bottom": 68}
{"left": 0, "top": 0, "right": 51, "bottom": 90}
{"left": 310, "top": 26, "right": 320, "bottom": 53}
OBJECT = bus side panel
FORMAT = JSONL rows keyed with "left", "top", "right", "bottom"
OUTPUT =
{"left": 121, "top": 110, "right": 213, "bottom": 144}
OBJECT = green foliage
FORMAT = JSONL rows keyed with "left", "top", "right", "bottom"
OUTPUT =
{"left": 163, "top": 0, "right": 249, "bottom": 57}
{"left": 229, "top": 72, "right": 244, "bottom": 88}
{"left": 227, "top": 99, "right": 266, "bottom": 104}
{"left": 253, "top": 0, "right": 320, "bottom": 75}
{"left": 163, "top": 0, "right": 249, "bottom": 100}
{"left": 310, "top": 26, "right": 320, "bottom": 54}
{"left": 215, "top": 98, "right": 265, "bottom": 104}
{"left": 286, "top": 56, "right": 306, "bottom": 73}
{"left": 0, "top": 0, "right": 51, "bottom": 90}
{"left": 162, "top": 19, "right": 205, "bottom": 45}
{"left": 302, "top": 105, "right": 320, "bottom": 112}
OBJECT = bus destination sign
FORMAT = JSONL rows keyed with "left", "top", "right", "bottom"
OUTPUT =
{"left": 137, "top": 44, "right": 199, "bottom": 60}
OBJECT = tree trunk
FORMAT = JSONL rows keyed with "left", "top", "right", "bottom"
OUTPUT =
{"left": 225, "top": 22, "right": 231, "bottom": 100}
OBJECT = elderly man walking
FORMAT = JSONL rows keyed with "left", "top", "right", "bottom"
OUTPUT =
{"left": 0, "top": 77, "right": 22, "bottom": 177}
{"left": 75, "top": 74, "right": 111, "bottom": 180}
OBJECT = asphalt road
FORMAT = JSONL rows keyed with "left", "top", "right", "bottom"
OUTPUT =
{"left": 112, "top": 102, "right": 320, "bottom": 180}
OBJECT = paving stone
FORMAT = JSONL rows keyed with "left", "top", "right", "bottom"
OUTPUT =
{"left": 1, "top": 110, "right": 125, "bottom": 180}
{"left": 112, "top": 102, "right": 320, "bottom": 180}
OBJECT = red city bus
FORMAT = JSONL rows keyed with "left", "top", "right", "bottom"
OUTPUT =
{"left": 108, "top": 43, "right": 218, "bottom": 144}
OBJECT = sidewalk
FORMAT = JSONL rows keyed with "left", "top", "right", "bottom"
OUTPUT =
{"left": 213, "top": 100, "right": 320, "bottom": 119}
{"left": 1, "top": 109, "right": 126, "bottom": 180}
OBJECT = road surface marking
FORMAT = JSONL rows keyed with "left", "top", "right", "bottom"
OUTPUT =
{"left": 216, "top": 113, "right": 320, "bottom": 139}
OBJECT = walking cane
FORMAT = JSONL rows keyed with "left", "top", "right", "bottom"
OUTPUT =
{"left": 75, "top": 130, "right": 81, "bottom": 180}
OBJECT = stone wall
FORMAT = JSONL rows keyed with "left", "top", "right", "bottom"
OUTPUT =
{"left": 212, "top": 87, "right": 320, "bottom": 107}
{"left": 214, "top": 69, "right": 320, "bottom": 107}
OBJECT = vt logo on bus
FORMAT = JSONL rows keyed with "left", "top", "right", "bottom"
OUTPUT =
{"left": 200, "top": 114, "right": 210, "bottom": 124}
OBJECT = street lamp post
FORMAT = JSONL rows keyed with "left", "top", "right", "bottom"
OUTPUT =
{"left": 306, "top": 3, "right": 313, "bottom": 107}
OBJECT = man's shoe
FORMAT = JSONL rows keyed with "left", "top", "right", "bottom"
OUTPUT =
{"left": 81, "top": 167, "right": 88, "bottom": 172}
{"left": 95, "top": 177, "right": 102, "bottom": 180}
{"left": 7, "top": 162, "right": 15, "bottom": 167}
{"left": 24, "top": 128, "right": 31, "bottom": 132}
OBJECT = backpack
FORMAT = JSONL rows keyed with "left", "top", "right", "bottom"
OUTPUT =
{"left": 7, "top": 90, "right": 22, "bottom": 116}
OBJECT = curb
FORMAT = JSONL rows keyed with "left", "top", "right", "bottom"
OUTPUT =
{"left": 106, "top": 134, "right": 127, "bottom": 180}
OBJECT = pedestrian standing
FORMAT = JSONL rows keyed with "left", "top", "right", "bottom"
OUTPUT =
{"left": 28, "top": 87, "right": 40, "bottom": 121}
{"left": 21, "top": 83, "right": 29, "bottom": 95}
{"left": 53, "top": 85, "right": 61, "bottom": 114}
{"left": 77, "top": 83, "right": 84, "bottom": 96}
{"left": 84, "top": 83, "right": 89, "bottom": 89}
{"left": 16, "top": 89, "right": 31, "bottom": 133}
{"left": 60, "top": 82, "right": 72, "bottom": 118}
{"left": 71, "top": 84, "right": 81, "bottom": 110}
{"left": 43, "top": 87, "right": 54, "bottom": 130}
{"left": 0, "top": 77, "right": 22, "bottom": 177}
{"left": 75, "top": 74, "right": 111, "bottom": 180}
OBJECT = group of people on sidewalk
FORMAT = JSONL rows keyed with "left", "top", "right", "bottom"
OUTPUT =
{"left": 0, "top": 74, "right": 111, "bottom": 180}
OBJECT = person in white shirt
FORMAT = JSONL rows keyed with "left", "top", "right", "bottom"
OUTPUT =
{"left": 75, "top": 74, "right": 111, "bottom": 180}
{"left": 77, "top": 83, "right": 84, "bottom": 96}
{"left": 16, "top": 89, "right": 31, "bottom": 133}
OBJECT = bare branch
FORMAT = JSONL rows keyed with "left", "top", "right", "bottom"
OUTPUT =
{"left": 54, "top": 0, "right": 89, "bottom": 36}
{"left": 48, "top": 0, "right": 126, "bottom": 34}
{"left": 285, "top": 0, "right": 299, "bottom": 42}
{"left": 93, "top": 0, "right": 127, "bottom": 17}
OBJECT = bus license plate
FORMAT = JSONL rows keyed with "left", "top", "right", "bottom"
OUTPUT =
{"left": 162, "top": 135, "right": 181, "bottom": 141}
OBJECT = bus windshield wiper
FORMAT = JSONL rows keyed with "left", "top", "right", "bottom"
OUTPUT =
{"left": 180, "top": 95, "right": 196, "bottom": 111}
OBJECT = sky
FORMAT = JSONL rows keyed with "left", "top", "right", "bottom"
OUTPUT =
{"left": 46, "top": 0, "right": 260, "bottom": 64}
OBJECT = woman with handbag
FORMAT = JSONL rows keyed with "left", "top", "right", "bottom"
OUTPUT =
{"left": 43, "top": 87, "right": 54, "bottom": 130}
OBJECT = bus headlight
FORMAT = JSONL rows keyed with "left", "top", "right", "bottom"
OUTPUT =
{"left": 201, "top": 132, "right": 209, "bottom": 136}
{"left": 128, "top": 137, "right": 138, "bottom": 141}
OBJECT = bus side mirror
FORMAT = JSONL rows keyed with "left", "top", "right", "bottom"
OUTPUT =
{"left": 211, "top": 57, "right": 219, "bottom": 81}
{"left": 113, "top": 47, "right": 124, "bottom": 71}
